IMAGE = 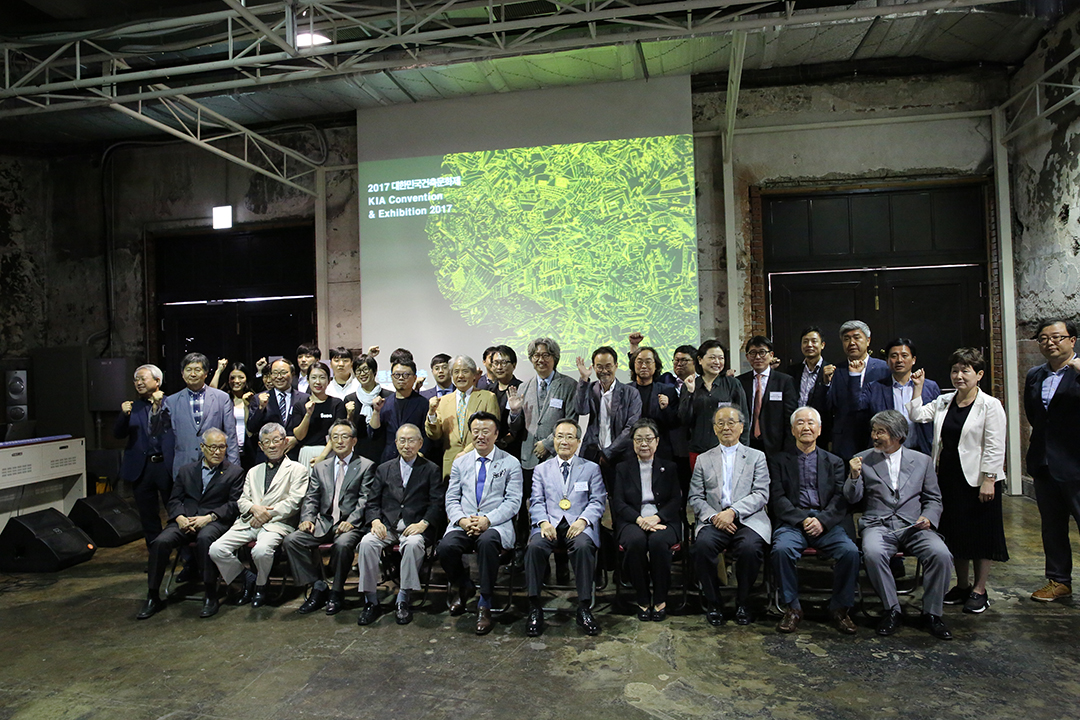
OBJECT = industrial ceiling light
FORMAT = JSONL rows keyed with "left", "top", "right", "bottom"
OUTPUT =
{"left": 212, "top": 205, "right": 233, "bottom": 229}
{"left": 295, "top": 32, "right": 332, "bottom": 47}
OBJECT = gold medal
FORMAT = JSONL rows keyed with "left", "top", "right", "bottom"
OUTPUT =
{"left": 558, "top": 498, "right": 572, "bottom": 510}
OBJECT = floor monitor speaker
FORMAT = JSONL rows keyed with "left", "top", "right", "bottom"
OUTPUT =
{"left": 0, "top": 508, "right": 96, "bottom": 573}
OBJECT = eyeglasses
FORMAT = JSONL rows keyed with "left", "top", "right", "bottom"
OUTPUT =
{"left": 746, "top": 349, "right": 770, "bottom": 358}
{"left": 531, "top": 352, "right": 553, "bottom": 361}
{"left": 633, "top": 435, "right": 658, "bottom": 445}
{"left": 553, "top": 433, "right": 578, "bottom": 441}
{"left": 201, "top": 443, "right": 227, "bottom": 452}
{"left": 713, "top": 419, "right": 742, "bottom": 428}
{"left": 270, "top": 370, "right": 290, "bottom": 378}
{"left": 491, "top": 360, "right": 512, "bottom": 368}
{"left": 391, "top": 372, "right": 414, "bottom": 380}
{"left": 260, "top": 436, "right": 286, "bottom": 446}
{"left": 1037, "top": 334, "right": 1073, "bottom": 345}
{"left": 396, "top": 436, "right": 422, "bottom": 445}
{"left": 329, "top": 433, "right": 354, "bottom": 441}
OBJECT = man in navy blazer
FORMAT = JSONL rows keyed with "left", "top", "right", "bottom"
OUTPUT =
{"left": 737, "top": 336, "right": 798, "bottom": 459}
{"left": 859, "top": 338, "right": 940, "bottom": 455}
{"left": 246, "top": 358, "right": 309, "bottom": 462}
{"left": 115, "top": 363, "right": 174, "bottom": 545}
{"left": 786, "top": 326, "right": 834, "bottom": 447}
{"left": 437, "top": 411, "right": 523, "bottom": 635}
{"left": 574, "top": 345, "right": 642, "bottom": 484}
{"left": 163, "top": 352, "right": 239, "bottom": 477}
{"left": 139, "top": 428, "right": 244, "bottom": 619}
{"left": 523, "top": 419, "right": 606, "bottom": 637}
{"left": 827, "top": 320, "right": 889, "bottom": 460}
{"left": 1024, "top": 318, "right": 1080, "bottom": 602}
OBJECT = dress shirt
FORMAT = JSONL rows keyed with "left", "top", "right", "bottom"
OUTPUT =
{"left": 891, "top": 378, "right": 915, "bottom": 420}
{"left": 1042, "top": 354, "right": 1076, "bottom": 409}
{"left": 598, "top": 380, "right": 616, "bottom": 449}
{"left": 638, "top": 459, "right": 658, "bottom": 517}
{"left": 433, "top": 385, "right": 453, "bottom": 398}
{"left": 188, "top": 387, "right": 205, "bottom": 429}
{"left": 297, "top": 375, "right": 309, "bottom": 394}
{"left": 848, "top": 355, "right": 869, "bottom": 387}
{"left": 719, "top": 443, "right": 738, "bottom": 510}
{"left": 399, "top": 456, "right": 415, "bottom": 489}
{"left": 796, "top": 448, "right": 820, "bottom": 509}
{"left": 201, "top": 461, "right": 217, "bottom": 494}
{"left": 798, "top": 358, "right": 822, "bottom": 406}
{"left": 882, "top": 446, "right": 902, "bottom": 492}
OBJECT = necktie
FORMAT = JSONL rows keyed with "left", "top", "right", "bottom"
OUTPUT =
{"left": 475, "top": 457, "right": 488, "bottom": 506}
{"left": 561, "top": 461, "right": 571, "bottom": 494}
{"left": 753, "top": 374, "right": 764, "bottom": 439}
{"left": 331, "top": 459, "right": 346, "bottom": 525}
{"left": 456, "top": 391, "right": 468, "bottom": 437}
{"left": 538, "top": 378, "right": 549, "bottom": 408}
{"left": 278, "top": 390, "right": 289, "bottom": 421}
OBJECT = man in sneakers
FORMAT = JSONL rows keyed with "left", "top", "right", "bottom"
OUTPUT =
{"left": 1024, "top": 318, "right": 1080, "bottom": 602}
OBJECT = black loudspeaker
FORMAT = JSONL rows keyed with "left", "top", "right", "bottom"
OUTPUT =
{"left": 68, "top": 493, "right": 143, "bottom": 547}
{"left": 0, "top": 508, "right": 96, "bottom": 573}
{"left": 5, "top": 370, "right": 27, "bottom": 423}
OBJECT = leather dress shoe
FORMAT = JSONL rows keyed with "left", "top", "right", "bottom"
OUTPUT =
{"left": 236, "top": 573, "right": 257, "bottom": 605}
{"left": 250, "top": 585, "right": 270, "bottom": 608}
{"left": 297, "top": 587, "right": 328, "bottom": 615}
{"left": 831, "top": 607, "right": 857, "bottom": 635}
{"left": 449, "top": 582, "right": 475, "bottom": 616}
{"left": 475, "top": 607, "right": 494, "bottom": 635}
{"left": 136, "top": 595, "right": 163, "bottom": 620}
{"left": 395, "top": 601, "right": 413, "bottom": 625}
{"left": 877, "top": 609, "right": 903, "bottom": 636}
{"left": 325, "top": 591, "right": 345, "bottom": 616}
{"left": 175, "top": 564, "right": 198, "bottom": 584}
{"left": 526, "top": 608, "right": 545, "bottom": 637}
{"left": 636, "top": 607, "right": 652, "bottom": 621}
{"left": 200, "top": 596, "right": 221, "bottom": 618}
{"left": 705, "top": 604, "right": 726, "bottom": 627}
{"left": 735, "top": 605, "right": 754, "bottom": 626}
{"left": 650, "top": 607, "right": 667, "bottom": 622}
{"left": 925, "top": 613, "right": 953, "bottom": 640}
{"left": 357, "top": 603, "right": 381, "bottom": 626}
{"left": 777, "top": 607, "right": 803, "bottom": 633}
{"left": 576, "top": 607, "right": 601, "bottom": 636}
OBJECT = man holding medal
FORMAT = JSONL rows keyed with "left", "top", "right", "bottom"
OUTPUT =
{"left": 523, "top": 418, "right": 607, "bottom": 637}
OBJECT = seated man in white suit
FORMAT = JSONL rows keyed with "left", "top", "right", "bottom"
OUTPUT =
{"left": 209, "top": 423, "right": 309, "bottom": 610}
{"left": 437, "top": 411, "right": 523, "bottom": 635}
{"left": 523, "top": 418, "right": 606, "bottom": 637}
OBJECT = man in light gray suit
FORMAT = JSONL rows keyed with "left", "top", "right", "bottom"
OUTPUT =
{"left": 524, "top": 419, "right": 606, "bottom": 637}
{"left": 845, "top": 409, "right": 953, "bottom": 640}
{"left": 437, "top": 411, "right": 523, "bottom": 635}
{"left": 689, "top": 405, "right": 771, "bottom": 627}
{"left": 163, "top": 351, "right": 240, "bottom": 476}
{"left": 574, "top": 345, "right": 642, "bottom": 486}
{"left": 282, "top": 419, "right": 375, "bottom": 617}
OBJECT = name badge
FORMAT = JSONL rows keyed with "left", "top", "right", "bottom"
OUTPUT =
{"left": 549, "top": 397, "right": 563, "bottom": 409}
{"left": 769, "top": 391, "right": 783, "bottom": 401}
{"left": 573, "top": 481, "right": 589, "bottom": 492}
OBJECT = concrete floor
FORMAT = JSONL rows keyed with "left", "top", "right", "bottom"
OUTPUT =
{"left": 1, "top": 495, "right": 1079, "bottom": 720}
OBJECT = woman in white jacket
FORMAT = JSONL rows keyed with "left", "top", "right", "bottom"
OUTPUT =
{"left": 907, "top": 348, "right": 1008, "bottom": 615}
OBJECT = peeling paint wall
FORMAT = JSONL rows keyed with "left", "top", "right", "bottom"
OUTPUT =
{"left": 0, "top": 156, "right": 48, "bottom": 358}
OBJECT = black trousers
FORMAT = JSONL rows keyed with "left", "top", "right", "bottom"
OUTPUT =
{"left": 131, "top": 461, "right": 173, "bottom": 545}
{"left": 282, "top": 527, "right": 363, "bottom": 591}
{"left": 524, "top": 523, "right": 598, "bottom": 601}
{"left": 147, "top": 519, "right": 231, "bottom": 592}
{"left": 692, "top": 524, "right": 766, "bottom": 606}
{"left": 618, "top": 523, "right": 679, "bottom": 607}
{"left": 437, "top": 528, "right": 503, "bottom": 596}
{"left": 1034, "top": 467, "right": 1080, "bottom": 584}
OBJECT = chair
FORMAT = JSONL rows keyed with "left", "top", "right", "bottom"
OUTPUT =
{"left": 424, "top": 545, "right": 518, "bottom": 614}
{"left": 612, "top": 540, "right": 686, "bottom": 613}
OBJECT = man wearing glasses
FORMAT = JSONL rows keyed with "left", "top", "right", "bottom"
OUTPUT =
{"left": 209, "top": 423, "right": 310, "bottom": 611}
{"left": 283, "top": 420, "right": 376, "bottom": 616}
{"left": 246, "top": 357, "right": 308, "bottom": 462}
{"left": 138, "top": 428, "right": 245, "bottom": 619}
{"left": 689, "top": 405, "right": 771, "bottom": 627}
{"left": 373, "top": 359, "right": 433, "bottom": 463}
{"left": 737, "top": 336, "right": 798, "bottom": 459}
{"left": 1025, "top": 318, "right": 1080, "bottom": 602}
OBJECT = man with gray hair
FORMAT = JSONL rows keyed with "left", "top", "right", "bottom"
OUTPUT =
{"left": 425, "top": 355, "right": 500, "bottom": 480}
{"left": 209, "top": 423, "right": 309, "bottom": 610}
{"left": 845, "top": 409, "right": 953, "bottom": 640}
{"left": 827, "top": 320, "right": 889, "bottom": 460}
{"left": 115, "top": 363, "right": 174, "bottom": 545}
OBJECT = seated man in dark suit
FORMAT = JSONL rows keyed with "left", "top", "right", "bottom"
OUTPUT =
{"left": 768, "top": 407, "right": 859, "bottom": 635}
{"left": 523, "top": 419, "right": 606, "bottom": 637}
{"left": 283, "top": 420, "right": 375, "bottom": 616}
{"left": 858, "top": 338, "right": 940, "bottom": 454}
{"left": 845, "top": 410, "right": 953, "bottom": 640}
{"left": 138, "top": 428, "right": 245, "bottom": 619}
{"left": 737, "top": 335, "right": 797, "bottom": 459}
{"left": 115, "top": 363, "right": 173, "bottom": 546}
{"left": 356, "top": 424, "right": 445, "bottom": 626}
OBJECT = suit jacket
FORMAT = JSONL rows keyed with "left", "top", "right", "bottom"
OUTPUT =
{"left": 163, "top": 385, "right": 240, "bottom": 476}
{"left": 509, "top": 371, "right": 579, "bottom": 470}
{"left": 420, "top": 385, "right": 454, "bottom": 400}
{"left": 631, "top": 381, "right": 680, "bottom": 460}
{"left": 826, "top": 356, "right": 889, "bottom": 460}
{"left": 378, "top": 393, "right": 433, "bottom": 463}
{"left": 166, "top": 459, "right": 245, "bottom": 524}
{"left": 767, "top": 447, "right": 849, "bottom": 533}
{"left": 611, "top": 457, "right": 682, "bottom": 535}
{"left": 575, "top": 378, "right": 642, "bottom": 464}
{"left": 658, "top": 372, "right": 692, "bottom": 456}
{"left": 301, "top": 453, "right": 377, "bottom": 536}
{"left": 688, "top": 442, "right": 772, "bottom": 543}
{"left": 844, "top": 447, "right": 942, "bottom": 531}
{"left": 344, "top": 387, "right": 393, "bottom": 462}
{"left": 114, "top": 399, "right": 174, "bottom": 483}
{"left": 443, "top": 446, "right": 523, "bottom": 549}
{"left": 859, "top": 375, "right": 940, "bottom": 454}
{"left": 738, "top": 369, "right": 798, "bottom": 457}
{"left": 908, "top": 389, "right": 1007, "bottom": 487}
{"left": 528, "top": 455, "right": 606, "bottom": 546}
{"left": 247, "top": 388, "right": 310, "bottom": 461}
{"left": 1023, "top": 361, "right": 1080, "bottom": 483}
{"left": 365, "top": 455, "right": 445, "bottom": 542}
{"left": 425, "top": 389, "right": 501, "bottom": 478}
{"left": 234, "top": 457, "right": 310, "bottom": 535}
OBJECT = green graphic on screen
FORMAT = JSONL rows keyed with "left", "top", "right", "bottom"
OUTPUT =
{"left": 423, "top": 135, "right": 698, "bottom": 362}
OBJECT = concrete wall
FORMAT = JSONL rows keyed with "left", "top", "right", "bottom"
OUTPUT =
{"left": 0, "top": 155, "right": 51, "bottom": 358}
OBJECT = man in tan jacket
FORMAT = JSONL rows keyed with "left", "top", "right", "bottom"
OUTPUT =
{"left": 425, "top": 355, "right": 499, "bottom": 479}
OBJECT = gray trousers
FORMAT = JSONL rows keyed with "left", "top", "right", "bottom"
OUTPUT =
{"left": 357, "top": 527, "right": 427, "bottom": 594}
{"left": 209, "top": 526, "right": 284, "bottom": 585}
{"left": 861, "top": 524, "right": 952, "bottom": 616}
